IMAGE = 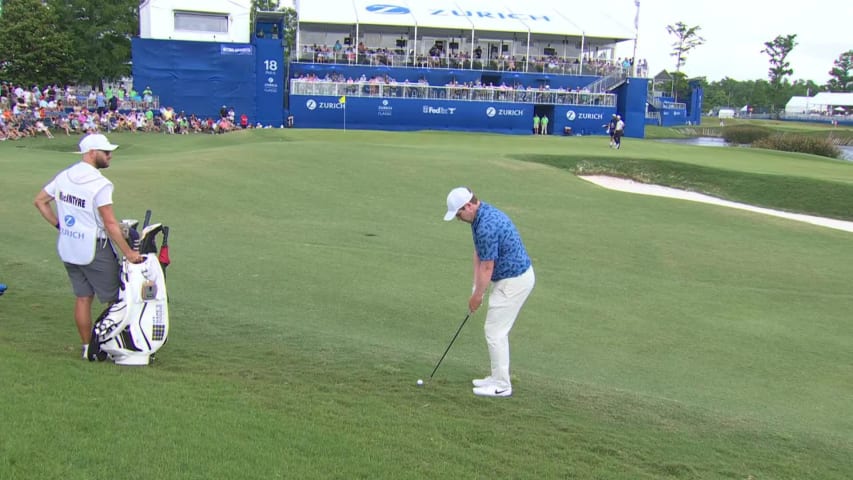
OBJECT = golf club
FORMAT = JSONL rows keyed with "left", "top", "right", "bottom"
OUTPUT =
{"left": 428, "top": 311, "right": 472, "bottom": 380}
{"left": 142, "top": 209, "right": 152, "bottom": 230}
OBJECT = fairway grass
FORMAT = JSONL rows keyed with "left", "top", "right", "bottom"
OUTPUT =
{"left": 1, "top": 130, "right": 851, "bottom": 479}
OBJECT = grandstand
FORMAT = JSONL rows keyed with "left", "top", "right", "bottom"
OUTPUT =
{"left": 294, "top": 0, "right": 635, "bottom": 76}
{"left": 131, "top": 0, "right": 675, "bottom": 137}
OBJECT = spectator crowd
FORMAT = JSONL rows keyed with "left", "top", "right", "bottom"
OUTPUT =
{"left": 1, "top": 82, "right": 249, "bottom": 141}
{"left": 298, "top": 40, "right": 648, "bottom": 78}
{"left": 291, "top": 72, "right": 616, "bottom": 106}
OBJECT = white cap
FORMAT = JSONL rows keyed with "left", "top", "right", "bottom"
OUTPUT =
{"left": 78, "top": 134, "right": 118, "bottom": 153}
{"left": 443, "top": 187, "right": 473, "bottom": 221}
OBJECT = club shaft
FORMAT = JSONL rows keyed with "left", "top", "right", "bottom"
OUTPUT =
{"left": 429, "top": 312, "right": 471, "bottom": 379}
{"left": 143, "top": 210, "right": 152, "bottom": 229}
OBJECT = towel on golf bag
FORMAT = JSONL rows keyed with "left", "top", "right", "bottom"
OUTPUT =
{"left": 90, "top": 254, "right": 169, "bottom": 366}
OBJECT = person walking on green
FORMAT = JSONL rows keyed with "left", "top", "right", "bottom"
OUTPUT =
{"left": 540, "top": 115, "right": 549, "bottom": 135}
{"left": 533, "top": 114, "right": 540, "bottom": 135}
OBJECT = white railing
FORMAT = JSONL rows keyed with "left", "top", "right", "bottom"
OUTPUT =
{"left": 291, "top": 53, "right": 634, "bottom": 77}
{"left": 290, "top": 80, "right": 616, "bottom": 107}
{"left": 584, "top": 71, "right": 627, "bottom": 93}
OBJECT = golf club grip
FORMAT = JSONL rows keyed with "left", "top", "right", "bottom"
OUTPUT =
{"left": 143, "top": 210, "right": 152, "bottom": 229}
{"left": 429, "top": 312, "right": 471, "bottom": 379}
{"left": 161, "top": 226, "right": 170, "bottom": 246}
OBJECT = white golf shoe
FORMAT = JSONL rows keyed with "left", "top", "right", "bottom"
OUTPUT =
{"left": 472, "top": 376, "right": 497, "bottom": 387}
{"left": 472, "top": 385, "right": 512, "bottom": 398}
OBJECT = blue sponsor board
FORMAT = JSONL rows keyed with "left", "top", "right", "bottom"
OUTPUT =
{"left": 255, "top": 39, "right": 285, "bottom": 127}
{"left": 661, "top": 107, "right": 688, "bottom": 127}
{"left": 553, "top": 105, "right": 618, "bottom": 136}
{"left": 291, "top": 96, "right": 535, "bottom": 134}
{"left": 133, "top": 38, "right": 256, "bottom": 120}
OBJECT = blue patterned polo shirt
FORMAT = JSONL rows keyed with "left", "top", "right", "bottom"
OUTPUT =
{"left": 471, "top": 202, "right": 532, "bottom": 281}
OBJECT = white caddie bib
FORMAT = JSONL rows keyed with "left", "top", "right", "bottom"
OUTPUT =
{"left": 54, "top": 163, "right": 112, "bottom": 265}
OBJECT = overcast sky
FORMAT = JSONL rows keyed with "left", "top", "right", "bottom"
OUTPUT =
{"left": 612, "top": 0, "right": 852, "bottom": 83}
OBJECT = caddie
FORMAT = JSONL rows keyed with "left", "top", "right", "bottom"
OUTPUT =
{"left": 34, "top": 133, "right": 143, "bottom": 359}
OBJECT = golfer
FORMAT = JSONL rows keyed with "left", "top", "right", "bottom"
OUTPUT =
{"left": 34, "top": 133, "right": 143, "bottom": 359}
{"left": 606, "top": 113, "right": 618, "bottom": 147}
{"left": 613, "top": 115, "right": 625, "bottom": 149}
{"left": 443, "top": 187, "right": 535, "bottom": 397}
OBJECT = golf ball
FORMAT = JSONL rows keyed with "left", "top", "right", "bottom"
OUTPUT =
{"left": 416, "top": 379, "right": 424, "bottom": 386}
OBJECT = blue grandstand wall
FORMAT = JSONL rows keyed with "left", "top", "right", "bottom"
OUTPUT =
{"left": 131, "top": 38, "right": 650, "bottom": 136}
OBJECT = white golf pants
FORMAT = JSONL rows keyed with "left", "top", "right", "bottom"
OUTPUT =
{"left": 485, "top": 266, "right": 535, "bottom": 389}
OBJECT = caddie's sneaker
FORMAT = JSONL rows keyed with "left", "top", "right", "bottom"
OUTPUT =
{"left": 81, "top": 344, "right": 88, "bottom": 360}
{"left": 472, "top": 376, "right": 497, "bottom": 387}
{"left": 472, "top": 385, "right": 512, "bottom": 398}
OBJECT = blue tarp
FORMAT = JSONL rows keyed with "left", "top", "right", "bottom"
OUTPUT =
{"left": 131, "top": 38, "right": 257, "bottom": 121}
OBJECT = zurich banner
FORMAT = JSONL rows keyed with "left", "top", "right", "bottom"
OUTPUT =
{"left": 553, "top": 105, "right": 618, "bottom": 136}
{"left": 290, "top": 96, "right": 536, "bottom": 134}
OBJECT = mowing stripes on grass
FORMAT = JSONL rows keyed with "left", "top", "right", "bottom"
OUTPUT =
{"left": 1, "top": 130, "right": 852, "bottom": 479}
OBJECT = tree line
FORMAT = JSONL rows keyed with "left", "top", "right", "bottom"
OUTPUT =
{"left": 0, "top": 0, "right": 138, "bottom": 88}
{"left": 665, "top": 22, "right": 852, "bottom": 112}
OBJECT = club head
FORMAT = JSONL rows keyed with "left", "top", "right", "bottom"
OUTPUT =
{"left": 138, "top": 223, "right": 163, "bottom": 254}
{"left": 121, "top": 219, "right": 139, "bottom": 229}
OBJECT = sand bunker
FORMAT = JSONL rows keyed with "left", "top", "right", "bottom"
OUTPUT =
{"left": 579, "top": 176, "right": 853, "bottom": 233}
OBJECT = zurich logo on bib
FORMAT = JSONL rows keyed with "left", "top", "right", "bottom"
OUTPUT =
{"left": 64, "top": 215, "right": 76, "bottom": 227}
{"left": 366, "top": 4, "right": 410, "bottom": 15}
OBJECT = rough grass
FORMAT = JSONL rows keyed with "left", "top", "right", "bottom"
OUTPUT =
{"left": 721, "top": 125, "right": 774, "bottom": 144}
{"left": 514, "top": 154, "right": 853, "bottom": 221}
{"left": 754, "top": 133, "right": 843, "bottom": 158}
{"left": 648, "top": 118, "right": 853, "bottom": 145}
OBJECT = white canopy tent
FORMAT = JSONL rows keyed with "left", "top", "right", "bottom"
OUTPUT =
{"left": 294, "top": 0, "right": 635, "bottom": 71}
{"left": 811, "top": 92, "right": 853, "bottom": 112}
{"left": 784, "top": 96, "right": 811, "bottom": 114}
{"left": 786, "top": 92, "right": 853, "bottom": 115}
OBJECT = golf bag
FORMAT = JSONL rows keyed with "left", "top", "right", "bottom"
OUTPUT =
{"left": 89, "top": 214, "right": 171, "bottom": 366}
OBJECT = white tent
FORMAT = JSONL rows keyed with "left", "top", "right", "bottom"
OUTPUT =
{"left": 786, "top": 92, "right": 853, "bottom": 115}
{"left": 296, "top": 0, "right": 634, "bottom": 39}
{"left": 784, "top": 96, "right": 812, "bottom": 114}
{"left": 811, "top": 92, "right": 853, "bottom": 111}
{"left": 294, "top": 0, "right": 635, "bottom": 66}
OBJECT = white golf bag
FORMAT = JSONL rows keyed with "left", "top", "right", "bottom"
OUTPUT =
{"left": 89, "top": 217, "right": 171, "bottom": 366}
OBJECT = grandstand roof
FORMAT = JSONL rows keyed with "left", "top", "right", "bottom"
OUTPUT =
{"left": 295, "top": 0, "right": 635, "bottom": 41}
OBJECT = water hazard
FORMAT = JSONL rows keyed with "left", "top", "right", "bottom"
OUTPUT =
{"left": 657, "top": 137, "right": 853, "bottom": 162}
